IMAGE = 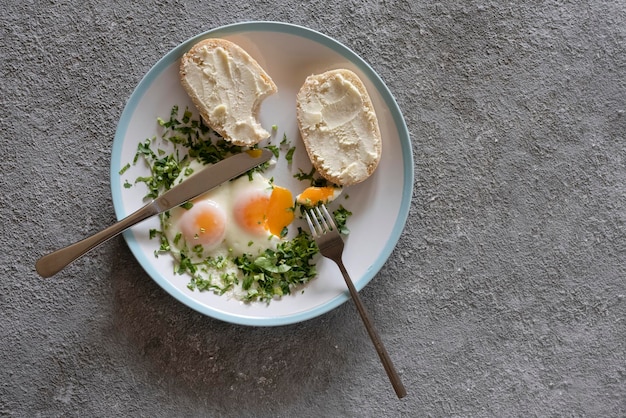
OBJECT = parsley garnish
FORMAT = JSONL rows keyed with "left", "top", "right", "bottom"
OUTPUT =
{"left": 266, "top": 145, "right": 280, "bottom": 158}
{"left": 119, "top": 163, "right": 131, "bottom": 175}
{"left": 293, "top": 167, "right": 315, "bottom": 182}
{"left": 285, "top": 146, "right": 296, "bottom": 164}
{"left": 124, "top": 105, "right": 357, "bottom": 303}
{"left": 131, "top": 136, "right": 186, "bottom": 200}
{"left": 333, "top": 205, "right": 353, "bottom": 235}
{"left": 233, "top": 228, "right": 318, "bottom": 302}
{"left": 293, "top": 167, "right": 332, "bottom": 187}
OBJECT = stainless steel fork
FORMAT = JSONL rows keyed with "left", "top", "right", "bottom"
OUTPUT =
{"left": 305, "top": 204, "right": 407, "bottom": 399}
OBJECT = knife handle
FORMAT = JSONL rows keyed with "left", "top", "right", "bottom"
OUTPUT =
{"left": 35, "top": 202, "right": 159, "bottom": 278}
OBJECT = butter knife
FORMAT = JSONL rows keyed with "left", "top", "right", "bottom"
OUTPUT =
{"left": 36, "top": 149, "right": 273, "bottom": 278}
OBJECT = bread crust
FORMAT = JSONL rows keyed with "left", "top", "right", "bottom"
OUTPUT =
{"left": 179, "top": 38, "right": 277, "bottom": 146}
{"left": 296, "top": 69, "right": 382, "bottom": 186}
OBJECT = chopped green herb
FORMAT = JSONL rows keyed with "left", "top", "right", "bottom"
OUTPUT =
{"left": 182, "top": 108, "right": 192, "bottom": 123}
{"left": 123, "top": 180, "right": 132, "bottom": 189}
{"left": 292, "top": 167, "right": 332, "bottom": 187}
{"left": 119, "top": 163, "right": 131, "bottom": 175}
{"left": 234, "top": 228, "right": 318, "bottom": 302}
{"left": 254, "top": 256, "right": 291, "bottom": 273}
{"left": 177, "top": 252, "right": 197, "bottom": 275}
{"left": 293, "top": 167, "right": 316, "bottom": 182}
{"left": 285, "top": 146, "right": 296, "bottom": 164}
{"left": 148, "top": 227, "right": 171, "bottom": 257}
{"left": 132, "top": 137, "right": 186, "bottom": 200}
{"left": 333, "top": 205, "right": 353, "bottom": 235}
{"left": 192, "top": 244, "right": 204, "bottom": 257}
{"left": 266, "top": 145, "right": 280, "bottom": 158}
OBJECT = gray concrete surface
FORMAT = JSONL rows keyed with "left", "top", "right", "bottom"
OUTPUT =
{"left": 2, "top": 1, "right": 625, "bottom": 416}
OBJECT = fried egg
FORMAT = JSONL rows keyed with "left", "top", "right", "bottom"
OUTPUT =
{"left": 159, "top": 158, "right": 349, "bottom": 300}
{"left": 228, "top": 174, "right": 295, "bottom": 255}
{"left": 163, "top": 160, "right": 295, "bottom": 264}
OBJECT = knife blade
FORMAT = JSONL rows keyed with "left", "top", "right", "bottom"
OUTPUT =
{"left": 35, "top": 149, "right": 273, "bottom": 278}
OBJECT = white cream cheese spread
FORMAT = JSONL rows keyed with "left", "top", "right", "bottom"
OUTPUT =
{"left": 297, "top": 70, "right": 381, "bottom": 185}
{"left": 180, "top": 40, "right": 276, "bottom": 146}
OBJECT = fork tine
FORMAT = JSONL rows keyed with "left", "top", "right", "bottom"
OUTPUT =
{"left": 304, "top": 210, "right": 315, "bottom": 236}
{"left": 304, "top": 209, "right": 321, "bottom": 237}
{"left": 320, "top": 204, "right": 337, "bottom": 231}
{"left": 314, "top": 206, "right": 329, "bottom": 231}
{"left": 311, "top": 207, "right": 324, "bottom": 232}
{"left": 311, "top": 209, "right": 326, "bottom": 235}
{"left": 305, "top": 204, "right": 336, "bottom": 236}
{"left": 313, "top": 206, "right": 329, "bottom": 232}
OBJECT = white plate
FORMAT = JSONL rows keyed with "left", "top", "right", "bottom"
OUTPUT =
{"left": 110, "top": 22, "right": 413, "bottom": 326}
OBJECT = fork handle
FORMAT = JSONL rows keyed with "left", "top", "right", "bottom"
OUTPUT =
{"left": 335, "top": 259, "right": 407, "bottom": 399}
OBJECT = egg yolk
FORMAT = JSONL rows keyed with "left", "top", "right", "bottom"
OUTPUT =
{"left": 296, "top": 186, "right": 337, "bottom": 206}
{"left": 266, "top": 186, "right": 294, "bottom": 236}
{"left": 180, "top": 201, "right": 227, "bottom": 247}
{"left": 234, "top": 187, "right": 295, "bottom": 237}
{"left": 234, "top": 193, "right": 271, "bottom": 235}
{"left": 246, "top": 149, "right": 263, "bottom": 158}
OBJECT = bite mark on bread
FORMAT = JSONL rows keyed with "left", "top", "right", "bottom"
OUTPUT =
{"left": 179, "top": 38, "right": 277, "bottom": 147}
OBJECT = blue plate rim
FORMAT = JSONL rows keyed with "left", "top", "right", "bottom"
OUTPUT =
{"left": 110, "top": 21, "right": 413, "bottom": 327}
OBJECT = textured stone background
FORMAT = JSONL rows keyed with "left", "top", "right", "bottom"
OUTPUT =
{"left": 2, "top": 0, "right": 625, "bottom": 416}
